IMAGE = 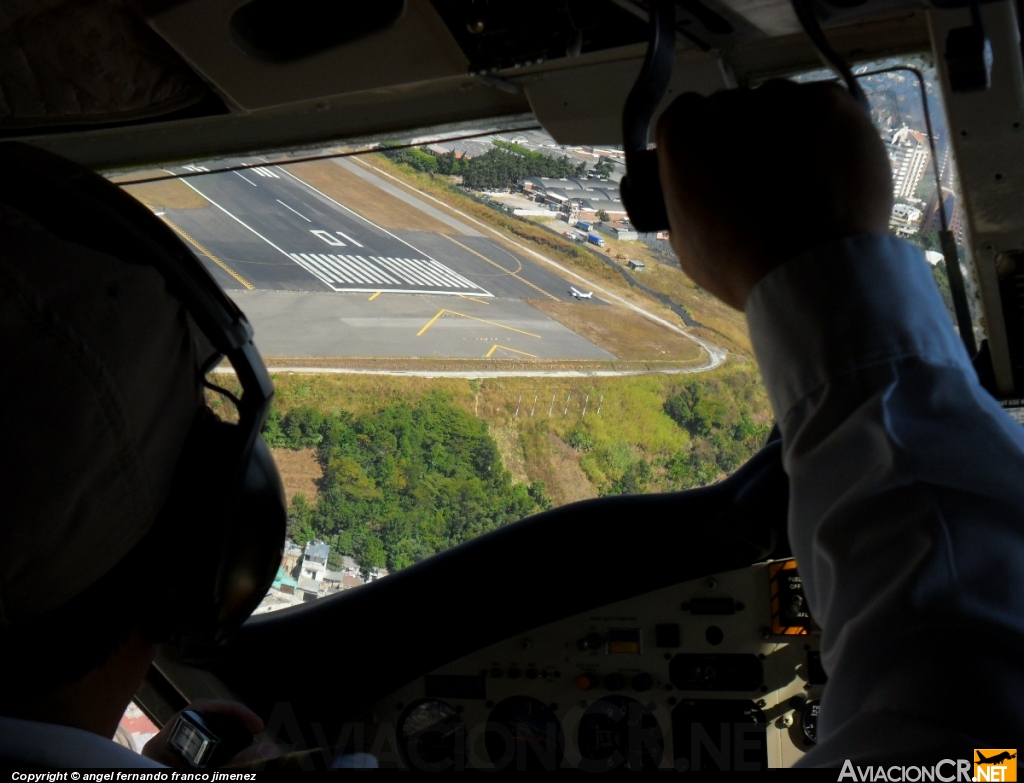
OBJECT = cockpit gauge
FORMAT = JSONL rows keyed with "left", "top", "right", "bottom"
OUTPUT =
{"left": 801, "top": 699, "right": 821, "bottom": 745}
{"left": 577, "top": 695, "right": 664, "bottom": 771}
{"left": 484, "top": 696, "right": 564, "bottom": 771}
{"left": 398, "top": 699, "right": 466, "bottom": 771}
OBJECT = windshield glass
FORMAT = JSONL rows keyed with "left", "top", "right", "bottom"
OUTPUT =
{"left": 116, "top": 60, "right": 959, "bottom": 612}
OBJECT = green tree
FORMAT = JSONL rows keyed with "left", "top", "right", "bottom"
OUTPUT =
{"left": 287, "top": 492, "right": 315, "bottom": 546}
{"left": 596, "top": 209, "right": 610, "bottom": 222}
{"left": 270, "top": 394, "right": 547, "bottom": 573}
{"left": 567, "top": 427, "right": 596, "bottom": 452}
{"left": 594, "top": 160, "right": 615, "bottom": 178}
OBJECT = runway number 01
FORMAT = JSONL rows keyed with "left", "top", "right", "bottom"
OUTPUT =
{"left": 311, "top": 229, "right": 345, "bottom": 246}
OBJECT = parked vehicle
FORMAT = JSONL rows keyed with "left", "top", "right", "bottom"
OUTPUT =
{"left": 587, "top": 232, "right": 605, "bottom": 247}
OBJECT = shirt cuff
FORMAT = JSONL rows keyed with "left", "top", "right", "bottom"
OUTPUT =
{"left": 745, "top": 234, "right": 974, "bottom": 420}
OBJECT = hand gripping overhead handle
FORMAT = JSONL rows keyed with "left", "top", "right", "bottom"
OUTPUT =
{"left": 619, "top": 0, "right": 676, "bottom": 233}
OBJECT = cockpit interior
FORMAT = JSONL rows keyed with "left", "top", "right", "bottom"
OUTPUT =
{"left": 5, "top": 0, "right": 1022, "bottom": 771}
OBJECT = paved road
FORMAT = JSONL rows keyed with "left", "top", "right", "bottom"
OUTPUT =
{"left": 216, "top": 365, "right": 711, "bottom": 379}
{"left": 235, "top": 290, "right": 614, "bottom": 359}
{"left": 164, "top": 160, "right": 490, "bottom": 297}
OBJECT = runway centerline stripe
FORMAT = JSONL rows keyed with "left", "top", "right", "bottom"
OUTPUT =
{"left": 234, "top": 171, "right": 257, "bottom": 187}
{"left": 276, "top": 199, "right": 312, "bottom": 222}
{"left": 334, "top": 230, "right": 363, "bottom": 248}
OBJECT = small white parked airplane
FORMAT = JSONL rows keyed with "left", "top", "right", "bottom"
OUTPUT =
{"left": 570, "top": 287, "right": 594, "bottom": 300}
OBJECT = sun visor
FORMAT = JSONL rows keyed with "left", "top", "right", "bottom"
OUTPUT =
{"left": 0, "top": 0, "right": 209, "bottom": 131}
{"left": 523, "top": 50, "right": 735, "bottom": 146}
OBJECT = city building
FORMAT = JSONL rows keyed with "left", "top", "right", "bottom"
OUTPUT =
{"left": 922, "top": 187, "right": 966, "bottom": 245}
{"left": 300, "top": 540, "right": 329, "bottom": 583}
{"left": 520, "top": 176, "right": 627, "bottom": 221}
{"left": 887, "top": 126, "right": 931, "bottom": 201}
{"left": 890, "top": 202, "right": 924, "bottom": 236}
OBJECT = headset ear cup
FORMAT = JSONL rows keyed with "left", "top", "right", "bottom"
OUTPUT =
{"left": 143, "top": 407, "right": 233, "bottom": 642}
{"left": 214, "top": 433, "right": 286, "bottom": 642}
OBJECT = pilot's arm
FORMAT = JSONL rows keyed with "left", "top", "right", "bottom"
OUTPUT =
{"left": 658, "top": 81, "right": 1024, "bottom": 764}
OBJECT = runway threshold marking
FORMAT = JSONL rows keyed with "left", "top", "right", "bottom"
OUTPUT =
{"left": 417, "top": 309, "right": 542, "bottom": 338}
{"left": 440, "top": 234, "right": 558, "bottom": 301}
{"left": 159, "top": 215, "right": 254, "bottom": 290}
{"left": 369, "top": 291, "right": 381, "bottom": 301}
{"left": 486, "top": 344, "right": 538, "bottom": 358}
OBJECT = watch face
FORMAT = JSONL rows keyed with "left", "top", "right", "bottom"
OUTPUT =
{"left": 170, "top": 715, "right": 217, "bottom": 767}
{"left": 801, "top": 700, "right": 821, "bottom": 745}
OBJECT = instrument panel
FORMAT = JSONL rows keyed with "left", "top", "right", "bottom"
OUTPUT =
{"left": 360, "top": 560, "right": 825, "bottom": 770}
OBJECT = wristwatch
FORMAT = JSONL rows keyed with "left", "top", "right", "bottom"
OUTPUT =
{"left": 168, "top": 709, "right": 253, "bottom": 768}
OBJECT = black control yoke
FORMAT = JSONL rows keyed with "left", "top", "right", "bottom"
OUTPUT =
{"left": 619, "top": 0, "right": 676, "bottom": 233}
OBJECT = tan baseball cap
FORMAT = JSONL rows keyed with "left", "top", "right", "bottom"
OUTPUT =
{"left": 0, "top": 199, "right": 208, "bottom": 626}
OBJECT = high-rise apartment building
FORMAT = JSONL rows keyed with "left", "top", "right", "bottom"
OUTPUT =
{"left": 888, "top": 126, "right": 931, "bottom": 201}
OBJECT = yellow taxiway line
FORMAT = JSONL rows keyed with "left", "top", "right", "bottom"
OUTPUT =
{"left": 417, "top": 309, "right": 447, "bottom": 336}
{"left": 416, "top": 309, "right": 542, "bottom": 339}
{"left": 369, "top": 291, "right": 381, "bottom": 300}
{"left": 440, "top": 234, "right": 558, "bottom": 301}
{"left": 485, "top": 344, "right": 538, "bottom": 358}
{"left": 159, "top": 215, "right": 254, "bottom": 290}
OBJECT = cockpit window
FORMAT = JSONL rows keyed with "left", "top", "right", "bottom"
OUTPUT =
{"left": 116, "top": 61, "right": 959, "bottom": 610}
{"left": 797, "top": 59, "right": 978, "bottom": 336}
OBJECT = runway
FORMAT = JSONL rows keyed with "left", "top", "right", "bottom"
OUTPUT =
{"left": 164, "top": 161, "right": 490, "bottom": 296}
{"left": 144, "top": 157, "right": 615, "bottom": 360}
{"left": 236, "top": 291, "right": 614, "bottom": 360}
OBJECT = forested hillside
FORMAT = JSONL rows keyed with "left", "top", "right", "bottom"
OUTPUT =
{"left": 381, "top": 140, "right": 586, "bottom": 190}
{"left": 264, "top": 394, "right": 551, "bottom": 573}
{"left": 259, "top": 366, "right": 771, "bottom": 575}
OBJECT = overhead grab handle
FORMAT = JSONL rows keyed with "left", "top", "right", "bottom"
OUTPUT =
{"left": 619, "top": 0, "right": 676, "bottom": 233}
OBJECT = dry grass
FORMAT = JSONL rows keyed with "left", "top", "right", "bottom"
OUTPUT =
{"left": 287, "top": 160, "right": 455, "bottom": 233}
{"left": 118, "top": 171, "right": 211, "bottom": 211}
{"left": 488, "top": 423, "right": 530, "bottom": 484}
{"left": 546, "top": 432, "right": 599, "bottom": 504}
{"left": 270, "top": 447, "right": 322, "bottom": 504}
{"left": 526, "top": 299, "right": 704, "bottom": 362}
{"left": 355, "top": 155, "right": 745, "bottom": 349}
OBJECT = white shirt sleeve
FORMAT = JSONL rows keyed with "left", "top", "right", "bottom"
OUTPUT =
{"left": 745, "top": 234, "right": 1024, "bottom": 766}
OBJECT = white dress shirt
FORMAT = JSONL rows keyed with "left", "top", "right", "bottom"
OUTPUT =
{"left": 746, "top": 234, "right": 1024, "bottom": 765}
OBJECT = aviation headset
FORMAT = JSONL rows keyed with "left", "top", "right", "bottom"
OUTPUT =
{"left": 0, "top": 142, "right": 286, "bottom": 658}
